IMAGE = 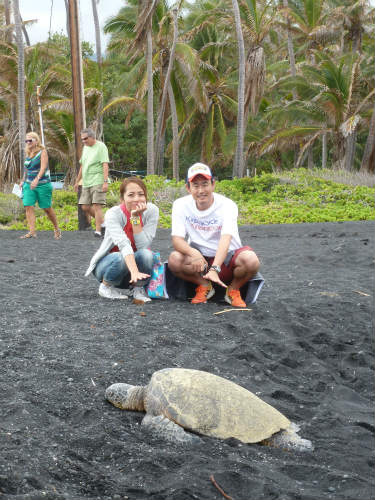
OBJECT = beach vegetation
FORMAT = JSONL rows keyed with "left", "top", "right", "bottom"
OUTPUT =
{"left": 1, "top": 169, "right": 373, "bottom": 231}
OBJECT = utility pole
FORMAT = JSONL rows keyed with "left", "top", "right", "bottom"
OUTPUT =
{"left": 67, "top": 0, "right": 89, "bottom": 229}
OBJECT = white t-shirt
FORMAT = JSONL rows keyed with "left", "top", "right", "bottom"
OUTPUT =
{"left": 171, "top": 193, "right": 242, "bottom": 257}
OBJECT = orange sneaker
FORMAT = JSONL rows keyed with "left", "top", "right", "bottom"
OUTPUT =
{"left": 225, "top": 289, "right": 246, "bottom": 308}
{"left": 191, "top": 283, "right": 215, "bottom": 304}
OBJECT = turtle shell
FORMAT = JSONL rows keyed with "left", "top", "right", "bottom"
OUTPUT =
{"left": 144, "top": 368, "right": 290, "bottom": 443}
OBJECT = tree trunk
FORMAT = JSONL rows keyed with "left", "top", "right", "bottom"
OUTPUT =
{"left": 333, "top": 133, "right": 345, "bottom": 169}
{"left": 154, "top": 8, "right": 178, "bottom": 174}
{"left": 64, "top": 0, "right": 70, "bottom": 36}
{"left": 4, "top": 0, "right": 17, "bottom": 126}
{"left": 283, "top": 0, "right": 296, "bottom": 79}
{"left": 157, "top": 132, "right": 165, "bottom": 175}
{"left": 360, "top": 100, "right": 375, "bottom": 173}
{"left": 282, "top": 0, "right": 298, "bottom": 167}
{"left": 352, "top": 29, "right": 361, "bottom": 54}
{"left": 146, "top": 29, "right": 154, "bottom": 175}
{"left": 344, "top": 131, "right": 357, "bottom": 171}
{"left": 91, "top": 0, "right": 102, "bottom": 66}
{"left": 13, "top": 0, "right": 26, "bottom": 178}
{"left": 4, "top": 0, "right": 12, "bottom": 42}
{"left": 232, "top": 0, "right": 245, "bottom": 178}
{"left": 307, "top": 147, "right": 313, "bottom": 169}
{"left": 21, "top": 16, "right": 30, "bottom": 46}
{"left": 91, "top": 0, "right": 103, "bottom": 140}
{"left": 322, "top": 132, "right": 327, "bottom": 169}
{"left": 168, "top": 81, "right": 179, "bottom": 181}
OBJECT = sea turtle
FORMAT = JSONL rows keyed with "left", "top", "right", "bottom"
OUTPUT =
{"left": 105, "top": 368, "right": 313, "bottom": 451}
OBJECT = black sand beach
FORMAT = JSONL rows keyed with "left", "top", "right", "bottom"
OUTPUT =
{"left": 0, "top": 221, "right": 374, "bottom": 500}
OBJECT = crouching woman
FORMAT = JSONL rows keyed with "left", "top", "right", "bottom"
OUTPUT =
{"left": 85, "top": 177, "right": 159, "bottom": 302}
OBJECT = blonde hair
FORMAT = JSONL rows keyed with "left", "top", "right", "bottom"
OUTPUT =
{"left": 25, "top": 132, "right": 45, "bottom": 158}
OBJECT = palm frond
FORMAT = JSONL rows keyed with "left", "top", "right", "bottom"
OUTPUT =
{"left": 258, "top": 125, "right": 323, "bottom": 155}
{"left": 102, "top": 96, "right": 142, "bottom": 114}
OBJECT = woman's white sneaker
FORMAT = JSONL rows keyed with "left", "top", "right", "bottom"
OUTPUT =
{"left": 133, "top": 286, "right": 152, "bottom": 303}
{"left": 99, "top": 283, "right": 128, "bottom": 300}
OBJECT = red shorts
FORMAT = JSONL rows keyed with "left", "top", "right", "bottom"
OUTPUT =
{"left": 205, "top": 246, "right": 253, "bottom": 283}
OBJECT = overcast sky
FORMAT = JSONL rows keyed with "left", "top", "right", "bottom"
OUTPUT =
{"left": 18, "top": 0, "right": 375, "bottom": 52}
{"left": 19, "top": 0, "right": 125, "bottom": 52}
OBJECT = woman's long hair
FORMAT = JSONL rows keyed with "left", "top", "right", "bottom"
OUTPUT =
{"left": 25, "top": 132, "right": 45, "bottom": 158}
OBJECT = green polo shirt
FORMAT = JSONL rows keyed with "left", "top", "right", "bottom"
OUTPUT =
{"left": 80, "top": 141, "right": 109, "bottom": 188}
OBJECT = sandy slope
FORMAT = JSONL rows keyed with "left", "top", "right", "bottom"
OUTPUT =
{"left": 0, "top": 221, "right": 374, "bottom": 500}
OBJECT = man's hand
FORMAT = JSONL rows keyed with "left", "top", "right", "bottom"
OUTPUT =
{"left": 203, "top": 268, "right": 227, "bottom": 288}
{"left": 129, "top": 270, "right": 150, "bottom": 284}
{"left": 30, "top": 178, "right": 38, "bottom": 190}
{"left": 190, "top": 251, "right": 207, "bottom": 273}
{"left": 74, "top": 183, "right": 79, "bottom": 193}
{"left": 102, "top": 181, "right": 109, "bottom": 193}
{"left": 131, "top": 202, "right": 147, "bottom": 217}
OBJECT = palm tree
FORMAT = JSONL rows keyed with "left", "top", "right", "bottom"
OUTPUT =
{"left": 133, "top": 1, "right": 159, "bottom": 174}
{"left": 258, "top": 51, "right": 373, "bottom": 169}
{"left": 168, "top": 80, "right": 179, "bottom": 180}
{"left": 91, "top": 0, "right": 103, "bottom": 140}
{"left": 279, "top": 0, "right": 341, "bottom": 168}
{"left": 105, "top": 1, "right": 208, "bottom": 178}
{"left": 329, "top": 0, "right": 374, "bottom": 170}
{"left": 185, "top": 0, "right": 275, "bottom": 176}
{"left": 3, "top": 0, "right": 12, "bottom": 43}
{"left": 231, "top": 0, "right": 246, "bottom": 178}
{"left": 42, "top": 110, "right": 76, "bottom": 184}
{"left": 281, "top": 0, "right": 296, "bottom": 79}
{"left": 105, "top": 0, "right": 160, "bottom": 175}
{"left": 0, "top": 38, "right": 89, "bottom": 184}
{"left": 178, "top": 69, "right": 236, "bottom": 171}
{"left": 280, "top": 0, "right": 339, "bottom": 60}
{"left": 105, "top": 0, "right": 159, "bottom": 173}
{"left": 154, "top": 6, "right": 179, "bottom": 175}
{"left": 13, "top": 0, "right": 25, "bottom": 178}
{"left": 360, "top": 99, "right": 375, "bottom": 173}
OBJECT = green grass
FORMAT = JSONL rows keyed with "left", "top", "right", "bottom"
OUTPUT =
{"left": 1, "top": 169, "right": 374, "bottom": 231}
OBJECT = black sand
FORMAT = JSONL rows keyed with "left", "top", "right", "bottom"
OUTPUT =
{"left": 0, "top": 221, "right": 374, "bottom": 500}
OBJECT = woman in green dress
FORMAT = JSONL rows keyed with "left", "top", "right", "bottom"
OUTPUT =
{"left": 19, "top": 132, "right": 61, "bottom": 239}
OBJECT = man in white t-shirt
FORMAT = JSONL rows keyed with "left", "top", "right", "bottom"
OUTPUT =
{"left": 168, "top": 163, "right": 260, "bottom": 307}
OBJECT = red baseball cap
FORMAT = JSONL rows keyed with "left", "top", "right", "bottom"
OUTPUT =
{"left": 186, "top": 163, "right": 213, "bottom": 182}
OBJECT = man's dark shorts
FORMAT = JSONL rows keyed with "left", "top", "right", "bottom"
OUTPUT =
{"left": 205, "top": 246, "right": 253, "bottom": 283}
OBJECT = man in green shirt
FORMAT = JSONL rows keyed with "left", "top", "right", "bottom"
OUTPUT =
{"left": 74, "top": 128, "right": 109, "bottom": 237}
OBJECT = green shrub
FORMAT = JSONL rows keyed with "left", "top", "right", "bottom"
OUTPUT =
{"left": 1, "top": 170, "right": 374, "bottom": 230}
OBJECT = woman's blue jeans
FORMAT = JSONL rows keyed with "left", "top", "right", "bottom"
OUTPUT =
{"left": 94, "top": 249, "right": 153, "bottom": 288}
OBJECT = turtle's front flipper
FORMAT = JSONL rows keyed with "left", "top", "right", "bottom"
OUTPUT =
{"left": 142, "top": 415, "right": 202, "bottom": 445}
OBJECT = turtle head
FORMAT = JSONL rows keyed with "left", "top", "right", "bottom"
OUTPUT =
{"left": 105, "top": 383, "right": 145, "bottom": 412}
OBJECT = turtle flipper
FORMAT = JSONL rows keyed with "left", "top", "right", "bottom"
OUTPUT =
{"left": 142, "top": 414, "right": 202, "bottom": 444}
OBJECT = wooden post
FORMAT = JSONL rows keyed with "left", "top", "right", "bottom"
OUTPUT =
{"left": 67, "top": 0, "right": 90, "bottom": 230}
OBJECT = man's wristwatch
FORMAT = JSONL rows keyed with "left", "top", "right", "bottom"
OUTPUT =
{"left": 103, "top": 179, "right": 109, "bottom": 183}
{"left": 209, "top": 265, "right": 221, "bottom": 274}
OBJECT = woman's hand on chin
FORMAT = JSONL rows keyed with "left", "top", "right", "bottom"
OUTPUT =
{"left": 130, "top": 202, "right": 147, "bottom": 217}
